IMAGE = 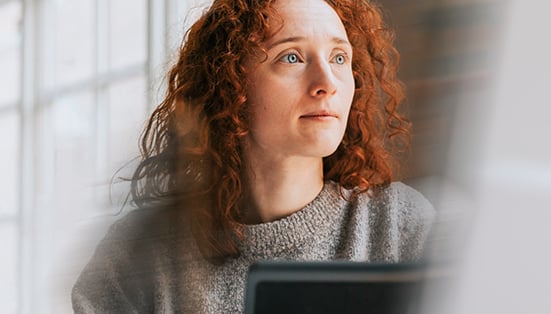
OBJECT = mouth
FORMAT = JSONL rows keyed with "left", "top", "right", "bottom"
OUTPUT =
{"left": 299, "top": 110, "right": 339, "bottom": 119}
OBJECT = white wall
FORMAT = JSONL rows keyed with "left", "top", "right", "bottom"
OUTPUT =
{"left": 447, "top": 1, "right": 551, "bottom": 313}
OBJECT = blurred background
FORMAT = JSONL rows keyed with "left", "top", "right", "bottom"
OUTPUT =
{"left": 0, "top": 0, "right": 550, "bottom": 313}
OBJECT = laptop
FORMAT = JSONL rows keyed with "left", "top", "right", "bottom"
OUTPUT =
{"left": 244, "top": 260, "right": 449, "bottom": 314}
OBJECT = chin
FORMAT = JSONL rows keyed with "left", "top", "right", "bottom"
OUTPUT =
{"left": 311, "top": 142, "right": 342, "bottom": 158}
{"left": 321, "top": 148, "right": 340, "bottom": 158}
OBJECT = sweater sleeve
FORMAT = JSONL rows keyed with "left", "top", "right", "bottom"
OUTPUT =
{"left": 390, "top": 182, "right": 436, "bottom": 261}
{"left": 71, "top": 215, "right": 155, "bottom": 313}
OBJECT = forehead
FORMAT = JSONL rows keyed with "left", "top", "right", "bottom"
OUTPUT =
{"left": 266, "top": 0, "right": 348, "bottom": 42}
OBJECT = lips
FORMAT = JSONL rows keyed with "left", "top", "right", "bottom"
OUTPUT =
{"left": 299, "top": 110, "right": 339, "bottom": 119}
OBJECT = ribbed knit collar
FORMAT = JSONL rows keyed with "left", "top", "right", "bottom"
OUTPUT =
{"left": 237, "top": 181, "right": 352, "bottom": 257}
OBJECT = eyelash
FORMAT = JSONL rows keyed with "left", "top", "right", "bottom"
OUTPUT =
{"left": 278, "top": 52, "right": 349, "bottom": 64}
{"left": 279, "top": 53, "right": 301, "bottom": 64}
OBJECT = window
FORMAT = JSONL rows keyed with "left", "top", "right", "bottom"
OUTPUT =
{"left": 0, "top": 0, "right": 212, "bottom": 312}
{"left": 0, "top": 1, "right": 22, "bottom": 312}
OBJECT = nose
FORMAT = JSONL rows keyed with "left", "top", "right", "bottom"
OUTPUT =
{"left": 308, "top": 60, "right": 337, "bottom": 97}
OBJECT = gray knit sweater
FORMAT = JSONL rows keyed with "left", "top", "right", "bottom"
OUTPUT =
{"left": 72, "top": 181, "right": 434, "bottom": 313}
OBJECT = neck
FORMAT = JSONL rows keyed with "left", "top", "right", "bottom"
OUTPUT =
{"left": 241, "top": 153, "right": 324, "bottom": 224}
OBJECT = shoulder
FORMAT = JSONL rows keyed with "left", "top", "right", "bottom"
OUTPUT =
{"left": 362, "top": 181, "right": 435, "bottom": 224}
{"left": 103, "top": 204, "right": 188, "bottom": 242}
{"left": 81, "top": 204, "right": 192, "bottom": 267}
{"left": 385, "top": 181, "right": 435, "bottom": 219}
{"left": 385, "top": 182, "right": 435, "bottom": 259}
{"left": 72, "top": 205, "right": 191, "bottom": 312}
{"left": 353, "top": 181, "right": 436, "bottom": 261}
{"left": 338, "top": 181, "right": 435, "bottom": 225}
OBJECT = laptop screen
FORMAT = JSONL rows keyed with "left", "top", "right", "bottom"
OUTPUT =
{"left": 244, "top": 261, "right": 447, "bottom": 314}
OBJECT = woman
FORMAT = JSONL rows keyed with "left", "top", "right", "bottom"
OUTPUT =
{"left": 72, "top": 0, "right": 435, "bottom": 312}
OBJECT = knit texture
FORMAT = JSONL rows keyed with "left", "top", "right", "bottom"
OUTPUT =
{"left": 72, "top": 181, "right": 434, "bottom": 313}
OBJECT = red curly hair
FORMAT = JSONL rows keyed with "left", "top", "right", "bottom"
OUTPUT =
{"left": 131, "top": 0, "right": 409, "bottom": 264}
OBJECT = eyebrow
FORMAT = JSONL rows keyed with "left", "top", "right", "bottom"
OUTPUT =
{"left": 267, "top": 36, "right": 351, "bottom": 50}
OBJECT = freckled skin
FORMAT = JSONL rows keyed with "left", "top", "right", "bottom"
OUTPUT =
{"left": 244, "top": 0, "right": 355, "bottom": 161}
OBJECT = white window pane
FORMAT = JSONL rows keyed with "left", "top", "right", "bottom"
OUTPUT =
{"left": 0, "top": 110, "right": 20, "bottom": 217}
{"left": 0, "top": 222, "right": 18, "bottom": 314}
{"left": 0, "top": 48, "right": 20, "bottom": 106}
{"left": 53, "top": 0, "right": 95, "bottom": 86}
{"left": 109, "top": 0, "right": 147, "bottom": 70}
{"left": 107, "top": 76, "right": 147, "bottom": 165}
{"left": 52, "top": 91, "right": 97, "bottom": 217}
{"left": 0, "top": 1, "right": 22, "bottom": 106}
{"left": 106, "top": 76, "right": 147, "bottom": 205}
{"left": 167, "top": 0, "right": 211, "bottom": 51}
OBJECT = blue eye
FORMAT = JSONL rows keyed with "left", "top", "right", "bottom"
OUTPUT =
{"left": 334, "top": 54, "right": 346, "bottom": 64}
{"left": 281, "top": 53, "right": 299, "bottom": 64}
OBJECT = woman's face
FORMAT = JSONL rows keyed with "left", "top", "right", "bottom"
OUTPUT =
{"left": 244, "top": 0, "right": 355, "bottom": 161}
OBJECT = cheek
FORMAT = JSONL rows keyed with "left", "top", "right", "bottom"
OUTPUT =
{"left": 346, "top": 70, "right": 356, "bottom": 96}
{"left": 342, "top": 76, "right": 355, "bottom": 111}
{"left": 248, "top": 81, "right": 296, "bottom": 122}
{"left": 338, "top": 79, "right": 355, "bottom": 128}
{"left": 246, "top": 80, "right": 279, "bottom": 114}
{"left": 247, "top": 95, "right": 280, "bottom": 133}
